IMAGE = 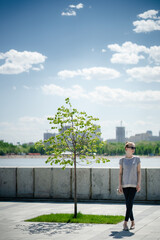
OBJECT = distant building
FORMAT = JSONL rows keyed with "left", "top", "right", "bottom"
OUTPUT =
{"left": 106, "top": 124, "right": 126, "bottom": 143}
{"left": 126, "top": 130, "right": 160, "bottom": 142}
{"left": 44, "top": 124, "right": 103, "bottom": 143}
{"left": 44, "top": 132, "right": 57, "bottom": 141}
{"left": 61, "top": 125, "right": 103, "bottom": 141}
{"left": 116, "top": 126, "right": 125, "bottom": 143}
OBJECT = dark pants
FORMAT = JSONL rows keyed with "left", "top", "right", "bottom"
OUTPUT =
{"left": 123, "top": 187, "right": 137, "bottom": 222}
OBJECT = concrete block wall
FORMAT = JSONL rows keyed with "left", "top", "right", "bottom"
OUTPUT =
{"left": 92, "top": 169, "right": 110, "bottom": 199}
{"left": 72, "top": 168, "right": 91, "bottom": 199}
{"left": 0, "top": 167, "right": 160, "bottom": 201}
{"left": 52, "top": 168, "right": 71, "bottom": 199}
{"left": 0, "top": 168, "right": 16, "bottom": 198}
{"left": 147, "top": 169, "right": 160, "bottom": 200}
{"left": 17, "top": 168, "right": 33, "bottom": 198}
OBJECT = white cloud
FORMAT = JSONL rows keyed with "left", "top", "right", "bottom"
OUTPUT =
{"left": 69, "top": 3, "right": 83, "bottom": 9}
{"left": 108, "top": 41, "right": 160, "bottom": 65}
{"left": 0, "top": 49, "right": 47, "bottom": 74}
{"left": 19, "top": 116, "right": 46, "bottom": 124}
{"left": 0, "top": 122, "right": 11, "bottom": 127}
{"left": 101, "top": 49, "right": 106, "bottom": 53}
{"left": 126, "top": 66, "right": 160, "bottom": 83}
{"left": 110, "top": 52, "right": 144, "bottom": 64}
{"left": 88, "top": 86, "right": 160, "bottom": 103}
{"left": 100, "top": 120, "right": 123, "bottom": 128}
{"left": 41, "top": 84, "right": 88, "bottom": 99}
{"left": 133, "top": 19, "right": 160, "bottom": 33}
{"left": 138, "top": 10, "right": 159, "bottom": 19}
{"left": 57, "top": 67, "right": 120, "bottom": 80}
{"left": 61, "top": 10, "right": 76, "bottom": 16}
{"left": 0, "top": 116, "right": 48, "bottom": 144}
{"left": 134, "top": 120, "right": 149, "bottom": 126}
{"left": 42, "top": 83, "right": 160, "bottom": 104}
{"left": 61, "top": 3, "right": 83, "bottom": 16}
{"left": 23, "top": 85, "right": 30, "bottom": 90}
{"left": 149, "top": 46, "right": 160, "bottom": 64}
{"left": 133, "top": 9, "right": 160, "bottom": 33}
{"left": 32, "top": 64, "right": 44, "bottom": 71}
{"left": 108, "top": 41, "right": 148, "bottom": 64}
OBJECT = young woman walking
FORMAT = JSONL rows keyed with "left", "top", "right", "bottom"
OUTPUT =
{"left": 118, "top": 142, "right": 141, "bottom": 231}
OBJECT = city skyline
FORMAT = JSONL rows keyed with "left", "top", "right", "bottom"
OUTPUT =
{"left": 1, "top": 123, "right": 160, "bottom": 144}
{"left": 44, "top": 126, "right": 160, "bottom": 144}
{"left": 0, "top": 0, "right": 160, "bottom": 144}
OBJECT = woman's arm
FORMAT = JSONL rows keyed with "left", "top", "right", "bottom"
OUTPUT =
{"left": 136, "top": 163, "right": 141, "bottom": 192}
{"left": 119, "top": 165, "right": 123, "bottom": 193}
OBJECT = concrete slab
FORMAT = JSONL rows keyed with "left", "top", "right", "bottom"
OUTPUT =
{"left": 147, "top": 168, "right": 160, "bottom": 200}
{"left": 72, "top": 168, "right": 91, "bottom": 199}
{"left": 110, "top": 168, "right": 124, "bottom": 200}
{"left": 34, "top": 168, "right": 51, "bottom": 198}
{"left": 92, "top": 168, "right": 110, "bottom": 199}
{"left": 51, "top": 168, "right": 71, "bottom": 199}
{"left": 0, "top": 167, "right": 16, "bottom": 197}
{"left": 17, "top": 168, "right": 33, "bottom": 198}
{"left": 135, "top": 168, "right": 146, "bottom": 200}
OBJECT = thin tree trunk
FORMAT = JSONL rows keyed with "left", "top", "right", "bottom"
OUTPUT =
{"left": 74, "top": 152, "right": 77, "bottom": 218}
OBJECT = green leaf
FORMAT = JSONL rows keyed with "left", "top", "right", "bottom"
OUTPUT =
{"left": 43, "top": 98, "right": 107, "bottom": 168}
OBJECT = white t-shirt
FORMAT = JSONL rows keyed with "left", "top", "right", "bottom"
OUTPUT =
{"left": 119, "top": 156, "right": 141, "bottom": 188}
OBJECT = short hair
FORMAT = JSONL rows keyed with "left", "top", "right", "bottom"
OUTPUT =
{"left": 125, "top": 141, "right": 135, "bottom": 148}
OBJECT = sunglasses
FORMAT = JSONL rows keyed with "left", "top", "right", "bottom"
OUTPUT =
{"left": 126, "top": 146, "right": 136, "bottom": 150}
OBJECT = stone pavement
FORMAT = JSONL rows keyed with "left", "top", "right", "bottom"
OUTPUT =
{"left": 0, "top": 200, "right": 160, "bottom": 240}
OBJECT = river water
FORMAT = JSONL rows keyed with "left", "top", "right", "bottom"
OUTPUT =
{"left": 0, "top": 156, "right": 160, "bottom": 168}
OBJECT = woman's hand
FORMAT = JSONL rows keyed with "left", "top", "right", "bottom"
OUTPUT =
{"left": 136, "top": 184, "right": 141, "bottom": 192}
{"left": 118, "top": 185, "right": 123, "bottom": 194}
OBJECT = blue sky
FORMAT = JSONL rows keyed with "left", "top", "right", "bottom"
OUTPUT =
{"left": 0, "top": 0, "right": 160, "bottom": 144}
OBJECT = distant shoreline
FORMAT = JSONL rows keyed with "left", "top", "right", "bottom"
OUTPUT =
{"left": 0, "top": 155, "right": 49, "bottom": 159}
{"left": 0, "top": 154, "right": 158, "bottom": 159}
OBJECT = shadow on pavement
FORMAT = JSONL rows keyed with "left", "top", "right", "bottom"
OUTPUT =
{"left": 16, "top": 222, "right": 91, "bottom": 236}
{"left": 109, "top": 230, "right": 135, "bottom": 239}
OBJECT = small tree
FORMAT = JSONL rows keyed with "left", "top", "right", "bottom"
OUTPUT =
{"left": 36, "top": 98, "right": 109, "bottom": 218}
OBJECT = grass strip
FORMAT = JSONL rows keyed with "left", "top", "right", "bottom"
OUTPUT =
{"left": 25, "top": 212, "right": 124, "bottom": 224}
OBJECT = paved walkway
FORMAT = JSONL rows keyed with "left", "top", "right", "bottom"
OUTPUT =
{"left": 0, "top": 200, "right": 160, "bottom": 240}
